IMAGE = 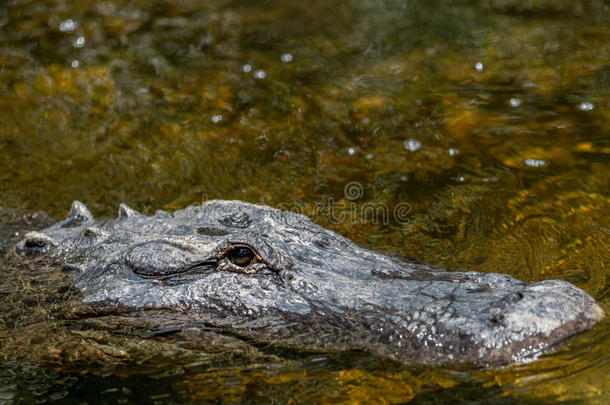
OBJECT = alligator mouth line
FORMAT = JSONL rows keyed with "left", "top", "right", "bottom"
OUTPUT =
{"left": 133, "top": 259, "right": 219, "bottom": 280}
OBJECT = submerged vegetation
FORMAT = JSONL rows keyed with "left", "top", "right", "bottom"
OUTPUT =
{"left": 0, "top": 0, "right": 609, "bottom": 403}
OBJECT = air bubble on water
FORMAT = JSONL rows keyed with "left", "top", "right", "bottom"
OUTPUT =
{"left": 347, "top": 147, "right": 357, "bottom": 156}
{"left": 73, "top": 36, "right": 85, "bottom": 48}
{"left": 210, "top": 114, "right": 223, "bottom": 123}
{"left": 59, "top": 19, "right": 77, "bottom": 33}
{"left": 578, "top": 102, "right": 594, "bottom": 111}
{"left": 403, "top": 138, "right": 421, "bottom": 152}
{"left": 365, "top": 153, "right": 374, "bottom": 160}
{"left": 281, "top": 53, "right": 293, "bottom": 63}
{"left": 509, "top": 98, "right": 522, "bottom": 107}
{"left": 447, "top": 148, "right": 459, "bottom": 156}
{"left": 241, "top": 64, "right": 252, "bottom": 73}
{"left": 253, "top": 70, "right": 266, "bottom": 79}
{"left": 474, "top": 62, "right": 484, "bottom": 72}
{"left": 71, "top": 60, "right": 79, "bottom": 68}
{"left": 524, "top": 158, "right": 546, "bottom": 168}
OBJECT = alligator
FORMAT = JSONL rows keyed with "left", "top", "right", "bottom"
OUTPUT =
{"left": 15, "top": 200, "right": 604, "bottom": 365}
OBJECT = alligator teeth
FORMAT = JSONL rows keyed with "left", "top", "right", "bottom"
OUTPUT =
{"left": 60, "top": 201, "right": 94, "bottom": 228}
{"left": 118, "top": 203, "right": 141, "bottom": 220}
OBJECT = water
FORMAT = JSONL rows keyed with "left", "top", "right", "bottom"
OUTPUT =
{"left": 0, "top": 0, "right": 608, "bottom": 403}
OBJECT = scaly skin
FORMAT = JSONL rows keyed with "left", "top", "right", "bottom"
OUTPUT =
{"left": 15, "top": 200, "right": 605, "bottom": 365}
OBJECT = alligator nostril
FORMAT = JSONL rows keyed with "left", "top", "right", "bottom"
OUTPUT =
{"left": 504, "top": 291, "right": 526, "bottom": 304}
{"left": 489, "top": 314, "right": 506, "bottom": 327}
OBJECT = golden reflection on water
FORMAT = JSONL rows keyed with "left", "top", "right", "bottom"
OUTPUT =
{"left": 0, "top": 0, "right": 609, "bottom": 403}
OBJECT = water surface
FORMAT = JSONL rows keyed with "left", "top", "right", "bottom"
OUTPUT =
{"left": 0, "top": 0, "right": 609, "bottom": 403}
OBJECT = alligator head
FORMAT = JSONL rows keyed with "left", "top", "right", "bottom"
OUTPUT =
{"left": 16, "top": 200, "right": 604, "bottom": 365}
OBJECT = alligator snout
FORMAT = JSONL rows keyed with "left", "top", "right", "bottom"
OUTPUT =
{"left": 497, "top": 280, "right": 604, "bottom": 353}
{"left": 448, "top": 279, "right": 604, "bottom": 364}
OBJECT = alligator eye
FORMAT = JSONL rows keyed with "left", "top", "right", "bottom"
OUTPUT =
{"left": 218, "top": 244, "right": 265, "bottom": 274}
{"left": 226, "top": 245, "right": 257, "bottom": 267}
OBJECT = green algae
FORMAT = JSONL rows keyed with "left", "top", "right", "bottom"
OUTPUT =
{"left": 0, "top": 0, "right": 609, "bottom": 403}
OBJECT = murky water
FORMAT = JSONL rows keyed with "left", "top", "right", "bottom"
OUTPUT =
{"left": 0, "top": 0, "right": 609, "bottom": 403}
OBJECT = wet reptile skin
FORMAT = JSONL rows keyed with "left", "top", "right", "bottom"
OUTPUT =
{"left": 15, "top": 200, "right": 604, "bottom": 365}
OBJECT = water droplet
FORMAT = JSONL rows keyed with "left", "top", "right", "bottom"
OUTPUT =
{"left": 253, "top": 70, "right": 266, "bottom": 79}
{"left": 509, "top": 98, "right": 522, "bottom": 107}
{"left": 403, "top": 138, "right": 421, "bottom": 152}
{"left": 241, "top": 64, "right": 252, "bottom": 73}
{"left": 447, "top": 148, "right": 459, "bottom": 156}
{"left": 210, "top": 114, "right": 223, "bottom": 123}
{"left": 524, "top": 158, "right": 546, "bottom": 168}
{"left": 73, "top": 36, "right": 85, "bottom": 48}
{"left": 281, "top": 53, "right": 293, "bottom": 63}
{"left": 474, "top": 62, "right": 484, "bottom": 72}
{"left": 71, "top": 60, "right": 79, "bottom": 68}
{"left": 59, "top": 19, "right": 76, "bottom": 33}
{"left": 578, "top": 102, "right": 594, "bottom": 111}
